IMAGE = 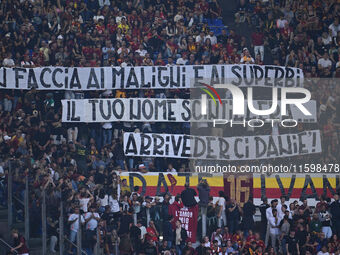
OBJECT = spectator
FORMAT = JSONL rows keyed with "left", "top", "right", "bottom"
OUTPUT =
{"left": 330, "top": 193, "right": 340, "bottom": 237}
{"left": 174, "top": 219, "right": 187, "bottom": 255}
{"left": 318, "top": 53, "right": 333, "bottom": 77}
{"left": 180, "top": 182, "right": 197, "bottom": 208}
{"left": 268, "top": 208, "right": 280, "bottom": 253}
{"left": 227, "top": 198, "right": 241, "bottom": 234}
{"left": 319, "top": 204, "right": 333, "bottom": 239}
{"left": 3, "top": 52, "right": 15, "bottom": 67}
{"left": 0, "top": 0, "right": 339, "bottom": 254}
{"left": 242, "top": 196, "right": 256, "bottom": 237}
{"left": 11, "top": 229, "right": 29, "bottom": 255}
{"left": 259, "top": 198, "right": 270, "bottom": 240}
{"left": 240, "top": 48, "right": 255, "bottom": 64}
{"left": 251, "top": 27, "right": 265, "bottom": 61}
{"left": 68, "top": 206, "right": 85, "bottom": 253}
{"left": 285, "top": 230, "right": 299, "bottom": 255}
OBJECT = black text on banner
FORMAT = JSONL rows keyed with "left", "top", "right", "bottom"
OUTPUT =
{"left": 61, "top": 98, "right": 317, "bottom": 123}
{"left": 0, "top": 65, "right": 303, "bottom": 90}
{"left": 123, "top": 131, "right": 322, "bottom": 160}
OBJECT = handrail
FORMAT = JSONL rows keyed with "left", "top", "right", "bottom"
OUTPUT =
{"left": 0, "top": 237, "right": 18, "bottom": 254}
{"left": 13, "top": 195, "right": 24, "bottom": 206}
{"left": 56, "top": 230, "right": 88, "bottom": 255}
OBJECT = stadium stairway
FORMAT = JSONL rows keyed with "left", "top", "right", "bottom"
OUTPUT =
{"left": 218, "top": 0, "right": 238, "bottom": 28}
{"left": 0, "top": 206, "right": 44, "bottom": 255}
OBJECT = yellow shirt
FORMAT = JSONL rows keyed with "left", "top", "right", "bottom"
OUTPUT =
{"left": 118, "top": 23, "right": 129, "bottom": 34}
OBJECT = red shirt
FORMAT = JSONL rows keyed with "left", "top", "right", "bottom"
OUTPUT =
{"left": 146, "top": 227, "right": 158, "bottom": 242}
{"left": 256, "top": 239, "right": 265, "bottom": 250}
{"left": 82, "top": 47, "right": 93, "bottom": 59}
{"left": 107, "top": 23, "right": 117, "bottom": 34}
{"left": 96, "top": 24, "right": 105, "bottom": 34}
{"left": 14, "top": 236, "right": 29, "bottom": 254}
{"left": 251, "top": 32, "right": 264, "bottom": 46}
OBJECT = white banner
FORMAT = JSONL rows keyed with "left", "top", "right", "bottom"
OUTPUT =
{"left": 61, "top": 98, "right": 316, "bottom": 123}
{"left": 123, "top": 131, "right": 322, "bottom": 160}
{"left": 0, "top": 65, "right": 303, "bottom": 90}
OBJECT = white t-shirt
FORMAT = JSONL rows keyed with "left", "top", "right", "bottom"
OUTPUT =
{"left": 176, "top": 58, "right": 188, "bottom": 65}
{"left": 97, "top": 195, "right": 109, "bottom": 207}
{"left": 205, "top": 35, "right": 217, "bottom": 45}
{"left": 322, "top": 36, "right": 332, "bottom": 45}
{"left": 102, "top": 123, "right": 113, "bottom": 129}
{"left": 108, "top": 184, "right": 120, "bottom": 212}
{"left": 276, "top": 202, "right": 287, "bottom": 215}
{"left": 3, "top": 58, "right": 15, "bottom": 67}
{"left": 0, "top": 166, "right": 4, "bottom": 180}
{"left": 266, "top": 206, "right": 274, "bottom": 221}
{"left": 318, "top": 58, "right": 332, "bottom": 68}
{"left": 117, "top": 47, "right": 130, "bottom": 55}
{"left": 84, "top": 212, "right": 100, "bottom": 230}
{"left": 79, "top": 198, "right": 91, "bottom": 212}
{"left": 218, "top": 197, "right": 226, "bottom": 211}
{"left": 116, "top": 16, "right": 127, "bottom": 24}
{"left": 329, "top": 23, "right": 340, "bottom": 37}
{"left": 317, "top": 252, "right": 329, "bottom": 255}
{"left": 276, "top": 18, "right": 288, "bottom": 29}
{"left": 109, "top": 197, "right": 120, "bottom": 213}
{"left": 167, "top": 168, "right": 177, "bottom": 173}
{"left": 68, "top": 214, "right": 85, "bottom": 232}
{"left": 135, "top": 49, "right": 147, "bottom": 57}
{"left": 269, "top": 216, "right": 280, "bottom": 235}
{"left": 93, "top": 15, "right": 105, "bottom": 22}
{"left": 195, "top": 35, "right": 205, "bottom": 43}
{"left": 139, "top": 226, "right": 147, "bottom": 239}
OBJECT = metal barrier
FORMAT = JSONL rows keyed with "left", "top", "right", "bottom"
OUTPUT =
{"left": 58, "top": 230, "right": 88, "bottom": 255}
{"left": 0, "top": 237, "right": 18, "bottom": 254}
{"left": 4, "top": 158, "right": 121, "bottom": 254}
{"left": 7, "top": 160, "right": 30, "bottom": 244}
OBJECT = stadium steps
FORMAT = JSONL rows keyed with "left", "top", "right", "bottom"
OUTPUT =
{"left": 0, "top": 206, "right": 48, "bottom": 255}
{"left": 218, "top": 0, "right": 238, "bottom": 27}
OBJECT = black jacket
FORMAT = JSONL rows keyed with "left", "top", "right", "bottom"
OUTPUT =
{"left": 197, "top": 183, "right": 210, "bottom": 206}
{"left": 330, "top": 200, "right": 340, "bottom": 221}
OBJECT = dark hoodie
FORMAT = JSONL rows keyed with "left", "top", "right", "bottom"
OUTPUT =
{"left": 197, "top": 183, "right": 210, "bottom": 206}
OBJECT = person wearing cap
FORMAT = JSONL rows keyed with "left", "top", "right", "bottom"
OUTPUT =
{"left": 138, "top": 164, "right": 148, "bottom": 173}
{"left": 240, "top": 48, "right": 255, "bottom": 64}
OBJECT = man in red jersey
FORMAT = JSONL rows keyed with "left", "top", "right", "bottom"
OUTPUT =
{"left": 11, "top": 229, "right": 29, "bottom": 255}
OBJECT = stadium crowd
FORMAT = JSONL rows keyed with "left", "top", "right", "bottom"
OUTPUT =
{"left": 0, "top": 0, "right": 340, "bottom": 254}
